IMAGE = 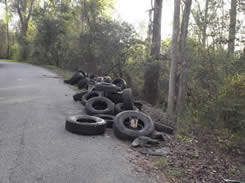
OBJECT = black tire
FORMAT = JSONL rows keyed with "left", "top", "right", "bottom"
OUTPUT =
{"left": 73, "top": 91, "right": 87, "bottom": 101}
{"left": 115, "top": 103, "right": 137, "bottom": 114}
{"left": 103, "top": 76, "right": 112, "bottom": 83}
{"left": 81, "top": 91, "right": 102, "bottom": 105}
{"left": 88, "top": 73, "right": 97, "bottom": 80}
{"left": 95, "top": 82, "right": 121, "bottom": 92}
{"left": 78, "top": 78, "right": 89, "bottom": 89}
{"left": 96, "top": 77, "right": 104, "bottom": 82}
{"left": 122, "top": 88, "right": 134, "bottom": 110}
{"left": 154, "top": 122, "right": 174, "bottom": 134}
{"left": 64, "top": 79, "right": 71, "bottom": 84}
{"left": 78, "top": 70, "right": 87, "bottom": 77}
{"left": 65, "top": 115, "right": 106, "bottom": 135}
{"left": 134, "top": 101, "right": 143, "bottom": 111}
{"left": 105, "top": 91, "right": 123, "bottom": 104}
{"left": 112, "top": 78, "right": 127, "bottom": 90}
{"left": 87, "top": 79, "right": 96, "bottom": 92}
{"left": 113, "top": 111, "right": 154, "bottom": 140}
{"left": 95, "top": 114, "right": 115, "bottom": 128}
{"left": 68, "top": 72, "right": 85, "bottom": 85}
{"left": 85, "top": 97, "right": 114, "bottom": 115}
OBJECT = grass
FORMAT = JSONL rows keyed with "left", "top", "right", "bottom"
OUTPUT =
{"left": 0, "top": 59, "right": 19, "bottom": 63}
{"left": 167, "top": 167, "right": 185, "bottom": 178}
{"left": 155, "top": 157, "right": 168, "bottom": 169}
{"left": 43, "top": 65, "right": 73, "bottom": 79}
{"left": 0, "top": 59, "right": 28, "bottom": 64}
{"left": 155, "top": 157, "right": 185, "bottom": 180}
{"left": 0, "top": 59, "right": 73, "bottom": 80}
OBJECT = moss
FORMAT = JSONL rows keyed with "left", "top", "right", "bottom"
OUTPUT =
{"left": 167, "top": 167, "right": 185, "bottom": 178}
{"left": 155, "top": 157, "right": 168, "bottom": 169}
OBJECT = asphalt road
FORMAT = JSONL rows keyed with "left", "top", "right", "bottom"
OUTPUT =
{"left": 0, "top": 62, "right": 158, "bottom": 183}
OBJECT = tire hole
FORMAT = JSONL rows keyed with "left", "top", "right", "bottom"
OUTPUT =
{"left": 92, "top": 101, "right": 108, "bottom": 110}
{"left": 124, "top": 117, "right": 144, "bottom": 130}
{"left": 77, "top": 118, "right": 96, "bottom": 123}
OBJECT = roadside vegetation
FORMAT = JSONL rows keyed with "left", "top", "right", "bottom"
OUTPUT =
{"left": 0, "top": 0, "right": 244, "bottom": 182}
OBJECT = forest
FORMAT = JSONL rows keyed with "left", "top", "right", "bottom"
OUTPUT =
{"left": 0, "top": 0, "right": 245, "bottom": 181}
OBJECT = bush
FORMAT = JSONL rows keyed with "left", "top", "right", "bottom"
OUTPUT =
{"left": 11, "top": 43, "right": 21, "bottom": 61}
{"left": 218, "top": 74, "right": 245, "bottom": 133}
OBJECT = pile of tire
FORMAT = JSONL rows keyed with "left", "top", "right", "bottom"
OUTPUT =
{"left": 64, "top": 71, "right": 173, "bottom": 140}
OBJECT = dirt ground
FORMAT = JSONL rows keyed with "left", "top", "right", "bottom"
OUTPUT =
{"left": 129, "top": 103, "right": 245, "bottom": 183}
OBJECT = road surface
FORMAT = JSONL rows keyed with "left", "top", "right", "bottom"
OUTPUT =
{"left": 0, "top": 62, "right": 158, "bottom": 183}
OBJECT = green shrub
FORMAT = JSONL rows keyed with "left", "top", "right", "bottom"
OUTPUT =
{"left": 11, "top": 43, "right": 21, "bottom": 61}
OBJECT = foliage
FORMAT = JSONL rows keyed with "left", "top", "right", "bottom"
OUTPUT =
{"left": 0, "top": 20, "right": 7, "bottom": 58}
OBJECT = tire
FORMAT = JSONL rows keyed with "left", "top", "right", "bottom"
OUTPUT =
{"left": 154, "top": 122, "right": 174, "bottom": 134}
{"left": 81, "top": 91, "right": 102, "bottom": 105}
{"left": 134, "top": 101, "right": 143, "bottom": 111}
{"left": 95, "top": 114, "right": 115, "bottom": 128}
{"left": 122, "top": 88, "right": 134, "bottom": 110}
{"left": 115, "top": 103, "right": 137, "bottom": 114}
{"left": 85, "top": 97, "right": 114, "bottom": 115}
{"left": 64, "top": 79, "right": 71, "bottom": 84}
{"left": 78, "top": 78, "right": 89, "bottom": 89}
{"left": 78, "top": 70, "right": 87, "bottom": 77}
{"left": 95, "top": 82, "right": 121, "bottom": 92}
{"left": 88, "top": 73, "right": 97, "bottom": 80}
{"left": 96, "top": 77, "right": 104, "bottom": 82}
{"left": 65, "top": 115, "right": 106, "bottom": 135}
{"left": 105, "top": 91, "right": 123, "bottom": 104}
{"left": 103, "top": 76, "right": 112, "bottom": 83}
{"left": 113, "top": 111, "right": 154, "bottom": 140}
{"left": 68, "top": 72, "right": 85, "bottom": 85}
{"left": 87, "top": 79, "right": 96, "bottom": 92}
{"left": 112, "top": 78, "right": 127, "bottom": 90}
{"left": 73, "top": 91, "right": 87, "bottom": 101}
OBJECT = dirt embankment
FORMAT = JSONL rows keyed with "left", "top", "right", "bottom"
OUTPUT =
{"left": 132, "top": 103, "right": 245, "bottom": 183}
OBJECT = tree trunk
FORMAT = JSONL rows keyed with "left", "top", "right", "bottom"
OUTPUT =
{"left": 202, "top": 0, "right": 209, "bottom": 46}
{"left": 176, "top": 0, "right": 192, "bottom": 116}
{"left": 151, "top": 0, "right": 162, "bottom": 57}
{"left": 4, "top": 0, "right": 10, "bottom": 59}
{"left": 16, "top": 0, "right": 35, "bottom": 61}
{"left": 167, "top": 0, "right": 181, "bottom": 118}
{"left": 228, "top": 0, "right": 237, "bottom": 56}
{"left": 143, "top": 0, "right": 162, "bottom": 105}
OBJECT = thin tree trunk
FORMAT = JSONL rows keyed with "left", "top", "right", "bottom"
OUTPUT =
{"left": 202, "top": 0, "right": 209, "bottom": 46}
{"left": 6, "top": 22, "right": 9, "bottom": 58}
{"left": 151, "top": 0, "right": 162, "bottom": 57}
{"left": 15, "top": 0, "right": 35, "bottom": 61}
{"left": 176, "top": 0, "right": 192, "bottom": 116}
{"left": 167, "top": 0, "right": 181, "bottom": 118}
{"left": 4, "top": 0, "right": 10, "bottom": 58}
{"left": 143, "top": 0, "right": 162, "bottom": 105}
{"left": 83, "top": 0, "right": 97, "bottom": 73}
{"left": 228, "top": 0, "right": 237, "bottom": 56}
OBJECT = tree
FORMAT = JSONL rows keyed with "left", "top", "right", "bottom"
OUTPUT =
{"left": 176, "top": 0, "right": 193, "bottom": 116}
{"left": 167, "top": 0, "right": 192, "bottom": 120}
{"left": 167, "top": 0, "right": 181, "bottom": 118}
{"left": 4, "top": 0, "right": 10, "bottom": 58}
{"left": 15, "top": 0, "right": 35, "bottom": 37}
{"left": 13, "top": 0, "right": 35, "bottom": 60}
{"left": 151, "top": 0, "right": 162, "bottom": 57}
{"left": 0, "top": 20, "right": 7, "bottom": 58}
{"left": 0, "top": 0, "right": 10, "bottom": 58}
{"left": 143, "top": 0, "right": 162, "bottom": 105}
{"left": 202, "top": 0, "right": 209, "bottom": 46}
{"left": 228, "top": 0, "right": 237, "bottom": 56}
